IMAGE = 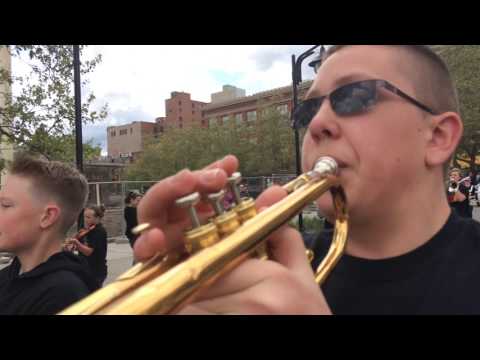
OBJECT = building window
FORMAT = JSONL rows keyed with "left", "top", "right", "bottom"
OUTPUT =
{"left": 192, "top": 103, "right": 195, "bottom": 108}
{"left": 209, "top": 118, "right": 217, "bottom": 127}
{"left": 247, "top": 111, "right": 257, "bottom": 122}
{"left": 111, "top": 131, "right": 116, "bottom": 137}
{"left": 222, "top": 115, "right": 230, "bottom": 124}
{"left": 192, "top": 110, "right": 195, "bottom": 115}
{"left": 130, "top": 128, "right": 133, "bottom": 134}
{"left": 119, "top": 129, "right": 128, "bottom": 136}
{"left": 179, "top": 101, "right": 182, "bottom": 106}
{"left": 179, "top": 116, "right": 183, "bottom": 121}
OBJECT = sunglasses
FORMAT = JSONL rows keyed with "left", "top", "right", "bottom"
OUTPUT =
{"left": 292, "top": 79, "right": 438, "bottom": 130}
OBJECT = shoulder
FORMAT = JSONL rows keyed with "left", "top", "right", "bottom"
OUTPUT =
{"left": 42, "top": 269, "right": 91, "bottom": 295}
{"left": 453, "top": 215, "right": 480, "bottom": 238}
{"left": 26, "top": 270, "right": 92, "bottom": 314}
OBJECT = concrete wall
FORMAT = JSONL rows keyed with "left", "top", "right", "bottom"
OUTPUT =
{"left": 211, "top": 85, "right": 246, "bottom": 104}
{"left": 102, "top": 208, "right": 126, "bottom": 239}
{"left": 69, "top": 208, "right": 127, "bottom": 243}
{"left": 107, "top": 121, "right": 156, "bottom": 158}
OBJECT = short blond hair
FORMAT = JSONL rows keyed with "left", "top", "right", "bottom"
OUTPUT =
{"left": 9, "top": 153, "right": 89, "bottom": 234}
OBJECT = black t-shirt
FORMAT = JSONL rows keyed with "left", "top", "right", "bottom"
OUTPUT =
{"left": 0, "top": 251, "right": 97, "bottom": 315}
{"left": 78, "top": 223, "right": 108, "bottom": 281}
{"left": 306, "top": 211, "right": 480, "bottom": 314}
{"left": 448, "top": 183, "right": 472, "bottom": 218}
{"left": 124, "top": 206, "right": 138, "bottom": 246}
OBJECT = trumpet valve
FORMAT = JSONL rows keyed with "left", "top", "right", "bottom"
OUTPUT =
{"left": 176, "top": 192, "right": 220, "bottom": 255}
{"left": 206, "top": 190, "right": 241, "bottom": 237}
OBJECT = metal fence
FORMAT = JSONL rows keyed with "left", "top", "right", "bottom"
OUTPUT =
{"left": 87, "top": 181, "right": 157, "bottom": 209}
{"left": 90, "top": 175, "right": 318, "bottom": 214}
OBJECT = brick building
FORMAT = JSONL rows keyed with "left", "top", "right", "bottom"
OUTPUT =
{"left": 202, "top": 81, "right": 313, "bottom": 128}
{"left": 164, "top": 91, "right": 208, "bottom": 129}
{"left": 106, "top": 81, "right": 313, "bottom": 161}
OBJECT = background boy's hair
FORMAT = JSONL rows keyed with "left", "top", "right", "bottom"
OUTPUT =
{"left": 9, "top": 152, "right": 88, "bottom": 234}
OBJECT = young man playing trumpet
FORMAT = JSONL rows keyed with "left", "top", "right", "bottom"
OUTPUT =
{"left": 131, "top": 45, "right": 480, "bottom": 314}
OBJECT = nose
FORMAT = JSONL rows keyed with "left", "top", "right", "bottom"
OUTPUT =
{"left": 307, "top": 100, "right": 341, "bottom": 142}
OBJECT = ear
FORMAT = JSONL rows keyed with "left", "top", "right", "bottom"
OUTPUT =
{"left": 40, "top": 204, "right": 61, "bottom": 230}
{"left": 425, "top": 112, "right": 463, "bottom": 168}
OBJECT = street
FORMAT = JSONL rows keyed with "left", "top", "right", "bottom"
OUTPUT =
{"left": 104, "top": 242, "right": 134, "bottom": 285}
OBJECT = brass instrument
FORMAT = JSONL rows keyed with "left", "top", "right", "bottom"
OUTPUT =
{"left": 59, "top": 156, "right": 348, "bottom": 315}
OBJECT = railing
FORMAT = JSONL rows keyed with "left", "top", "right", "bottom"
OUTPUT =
{"left": 87, "top": 181, "right": 157, "bottom": 209}
{"left": 88, "top": 176, "right": 318, "bottom": 214}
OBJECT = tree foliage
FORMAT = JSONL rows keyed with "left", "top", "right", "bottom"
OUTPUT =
{"left": 434, "top": 45, "right": 480, "bottom": 174}
{"left": 125, "top": 105, "right": 296, "bottom": 181}
{"left": 0, "top": 45, "right": 107, "bottom": 166}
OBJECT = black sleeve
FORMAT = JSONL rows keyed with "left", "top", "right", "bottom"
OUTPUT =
{"left": 124, "top": 207, "right": 138, "bottom": 237}
{"left": 28, "top": 274, "right": 91, "bottom": 315}
{"left": 459, "top": 184, "right": 470, "bottom": 197}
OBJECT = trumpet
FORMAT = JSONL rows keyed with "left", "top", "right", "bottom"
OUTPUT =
{"left": 448, "top": 177, "right": 470, "bottom": 193}
{"left": 59, "top": 156, "right": 348, "bottom": 315}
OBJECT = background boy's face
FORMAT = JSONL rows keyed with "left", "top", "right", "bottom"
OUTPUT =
{"left": 0, "top": 175, "right": 44, "bottom": 252}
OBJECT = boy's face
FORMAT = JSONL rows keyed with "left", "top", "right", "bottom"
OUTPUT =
{"left": 301, "top": 46, "right": 434, "bottom": 221}
{"left": 0, "top": 175, "right": 45, "bottom": 252}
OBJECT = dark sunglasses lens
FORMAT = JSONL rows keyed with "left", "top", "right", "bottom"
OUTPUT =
{"left": 331, "top": 81, "right": 377, "bottom": 115}
{"left": 293, "top": 98, "right": 323, "bottom": 129}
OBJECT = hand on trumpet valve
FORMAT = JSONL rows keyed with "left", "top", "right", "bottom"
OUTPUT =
{"left": 131, "top": 155, "right": 331, "bottom": 314}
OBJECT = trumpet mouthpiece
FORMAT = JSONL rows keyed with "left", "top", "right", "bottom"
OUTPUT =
{"left": 312, "top": 156, "right": 338, "bottom": 177}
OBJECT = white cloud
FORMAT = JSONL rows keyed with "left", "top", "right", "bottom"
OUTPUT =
{"left": 12, "top": 45, "right": 322, "bottom": 154}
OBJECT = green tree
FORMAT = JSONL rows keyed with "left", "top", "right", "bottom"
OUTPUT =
{"left": 434, "top": 46, "right": 480, "bottom": 175}
{"left": 0, "top": 45, "right": 107, "bottom": 165}
{"left": 125, "top": 105, "right": 296, "bottom": 181}
{"left": 250, "top": 105, "right": 295, "bottom": 176}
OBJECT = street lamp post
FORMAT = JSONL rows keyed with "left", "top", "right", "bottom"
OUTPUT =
{"left": 73, "top": 45, "right": 84, "bottom": 229}
{"left": 291, "top": 45, "right": 322, "bottom": 233}
{"left": 73, "top": 45, "right": 83, "bottom": 173}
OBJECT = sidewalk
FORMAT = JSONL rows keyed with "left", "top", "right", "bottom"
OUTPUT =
{"left": 104, "top": 242, "right": 134, "bottom": 285}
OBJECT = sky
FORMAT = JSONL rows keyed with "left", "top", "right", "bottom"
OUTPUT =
{"left": 12, "top": 45, "right": 319, "bottom": 155}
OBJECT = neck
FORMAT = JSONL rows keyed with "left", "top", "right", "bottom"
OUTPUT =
{"left": 17, "top": 232, "right": 63, "bottom": 273}
{"left": 345, "top": 177, "right": 451, "bottom": 260}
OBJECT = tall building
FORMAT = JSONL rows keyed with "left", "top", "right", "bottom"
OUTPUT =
{"left": 164, "top": 91, "right": 208, "bottom": 129}
{"left": 107, "top": 121, "right": 161, "bottom": 161}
